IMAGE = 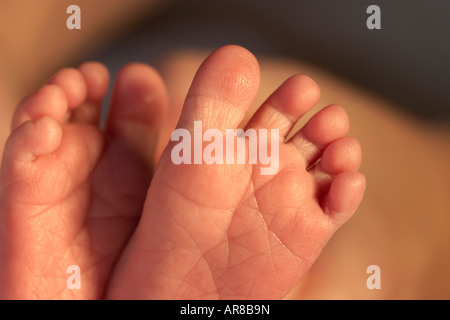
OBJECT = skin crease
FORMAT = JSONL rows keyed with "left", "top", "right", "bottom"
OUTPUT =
{"left": 0, "top": 1, "right": 449, "bottom": 299}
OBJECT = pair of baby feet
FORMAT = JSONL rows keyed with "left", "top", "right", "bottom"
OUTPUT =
{"left": 0, "top": 45, "right": 365, "bottom": 299}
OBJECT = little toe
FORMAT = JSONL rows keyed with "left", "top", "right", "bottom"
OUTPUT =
{"left": 70, "top": 62, "right": 110, "bottom": 124}
{"left": 11, "top": 85, "right": 69, "bottom": 131}
{"left": 177, "top": 45, "right": 260, "bottom": 130}
{"left": 289, "top": 104, "right": 350, "bottom": 168}
{"left": 322, "top": 171, "right": 366, "bottom": 226}
{"left": 245, "top": 74, "right": 320, "bottom": 140}
{"left": 47, "top": 68, "right": 87, "bottom": 110}
{"left": 105, "top": 63, "right": 168, "bottom": 167}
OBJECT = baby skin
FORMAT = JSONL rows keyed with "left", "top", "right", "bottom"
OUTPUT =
{"left": 0, "top": 45, "right": 365, "bottom": 299}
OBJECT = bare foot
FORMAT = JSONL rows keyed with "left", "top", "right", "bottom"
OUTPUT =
{"left": 0, "top": 62, "right": 167, "bottom": 299}
{"left": 107, "top": 45, "right": 366, "bottom": 299}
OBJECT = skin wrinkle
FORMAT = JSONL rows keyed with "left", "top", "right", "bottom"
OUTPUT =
{"left": 164, "top": 200, "right": 228, "bottom": 299}
{"left": 0, "top": 184, "right": 46, "bottom": 208}
{"left": 290, "top": 133, "right": 321, "bottom": 169}
{"left": 250, "top": 166, "right": 308, "bottom": 262}
{"left": 145, "top": 248, "right": 206, "bottom": 299}
{"left": 255, "top": 193, "right": 306, "bottom": 266}
{"left": 213, "top": 166, "right": 256, "bottom": 297}
{"left": 180, "top": 252, "right": 220, "bottom": 299}
{"left": 18, "top": 176, "right": 88, "bottom": 221}
{"left": 1, "top": 165, "right": 42, "bottom": 203}
{"left": 252, "top": 112, "right": 292, "bottom": 142}
{"left": 168, "top": 207, "right": 204, "bottom": 253}
{"left": 249, "top": 99, "right": 298, "bottom": 138}
{"left": 203, "top": 237, "right": 230, "bottom": 292}
{"left": 1, "top": 154, "right": 30, "bottom": 182}
{"left": 157, "top": 173, "right": 236, "bottom": 214}
{"left": 84, "top": 198, "right": 141, "bottom": 290}
{"left": 210, "top": 175, "right": 304, "bottom": 298}
{"left": 225, "top": 240, "right": 267, "bottom": 270}
{"left": 245, "top": 272, "right": 266, "bottom": 299}
{"left": 5, "top": 158, "right": 143, "bottom": 299}
{"left": 212, "top": 164, "right": 307, "bottom": 279}
{"left": 155, "top": 164, "right": 283, "bottom": 299}
{"left": 21, "top": 158, "right": 84, "bottom": 209}
{"left": 214, "top": 271, "right": 240, "bottom": 299}
{"left": 182, "top": 93, "right": 246, "bottom": 129}
{"left": 23, "top": 234, "right": 65, "bottom": 279}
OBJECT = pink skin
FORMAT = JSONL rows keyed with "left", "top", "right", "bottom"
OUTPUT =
{"left": 0, "top": 62, "right": 167, "bottom": 299}
{"left": 0, "top": 45, "right": 365, "bottom": 300}
{"left": 106, "top": 45, "right": 366, "bottom": 299}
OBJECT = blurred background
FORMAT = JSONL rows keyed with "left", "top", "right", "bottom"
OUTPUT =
{"left": 2, "top": 0, "right": 449, "bottom": 121}
{"left": 0, "top": 0, "right": 449, "bottom": 299}
{"left": 97, "top": 0, "right": 450, "bottom": 122}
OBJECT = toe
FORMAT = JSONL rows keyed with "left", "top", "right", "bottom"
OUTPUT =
{"left": 78, "top": 62, "right": 109, "bottom": 103}
{"left": 47, "top": 68, "right": 87, "bottom": 110}
{"left": 245, "top": 74, "right": 320, "bottom": 140}
{"left": 3, "top": 116, "right": 62, "bottom": 164}
{"left": 289, "top": 104, "right": 350, "bottom": 168}
{"left": 70, "top": 62, "right": 109, "bottom": 124}
{"left": 105, "top": 63, "right": 168, "bottom": 167}
{"left": 322, "top": 171, "right": 366, "bottom": 226}
{"left": 177, "top": 45, "right": 260, "bottom": 130}
{"left": 11, "top": 85, "right": 69, "bottom": 131}
{"left": 310, "top": 137, "right": 362, "bottom": 199}
{"left": 315, "top": 137, "right": 362, "bottom": 176}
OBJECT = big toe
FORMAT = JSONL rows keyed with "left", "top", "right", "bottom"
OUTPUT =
{"left": 177, "top": 45, "right": 260, "bottom": 131}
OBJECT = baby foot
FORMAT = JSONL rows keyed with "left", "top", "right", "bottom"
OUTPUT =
{"left": 0, "top": 62, "right": 167, "bottom": 299}
{"left": 107, "top": 45, "right": 366, "bottom": 299}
